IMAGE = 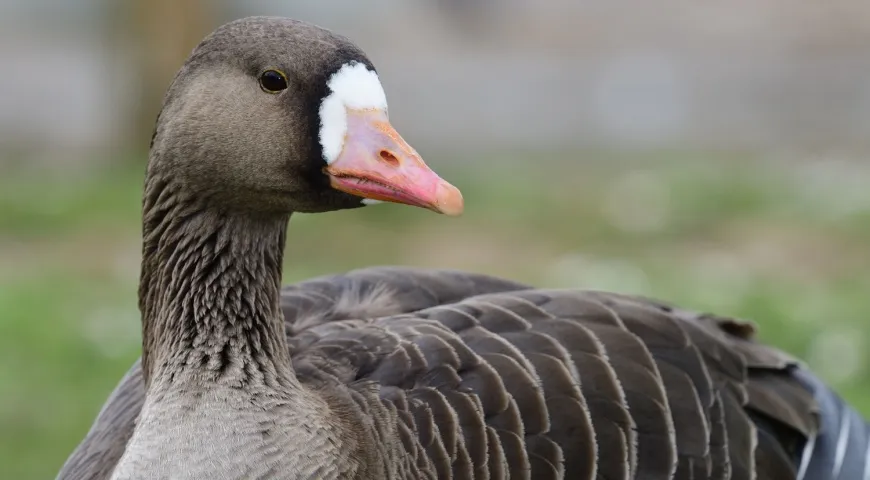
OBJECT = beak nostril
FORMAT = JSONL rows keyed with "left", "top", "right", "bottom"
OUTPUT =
{"left": 378, "top": 150, "right": 400, "bottom": 166}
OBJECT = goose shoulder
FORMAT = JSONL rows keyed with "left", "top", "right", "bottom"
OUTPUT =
{"left": 291, "top": 281, "right": 823, "bottom": 480}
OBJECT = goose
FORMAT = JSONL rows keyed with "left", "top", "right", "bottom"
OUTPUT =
{"left": 56, "top": 16, "right": 869, "bottom": 480}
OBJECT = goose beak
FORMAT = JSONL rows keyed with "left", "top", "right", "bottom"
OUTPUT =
{"left": 324, "top": 108, "right": 464, "bottom": 216}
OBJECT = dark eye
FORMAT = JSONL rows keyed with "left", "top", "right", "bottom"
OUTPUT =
{"left": 259, "top": 69, "right": 288, "bottom": 93}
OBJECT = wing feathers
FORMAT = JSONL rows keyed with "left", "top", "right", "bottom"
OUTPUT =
{"left": 61, "top": 268, "right": 834, "bottom": 480}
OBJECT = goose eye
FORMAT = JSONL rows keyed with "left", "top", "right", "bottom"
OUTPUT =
{"left": 259, "top": 69, "right": 288, "bottom": 93}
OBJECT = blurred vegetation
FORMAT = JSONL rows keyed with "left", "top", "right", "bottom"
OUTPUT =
{"left": 2, "top": 150, "right": 870, "bottom": 479}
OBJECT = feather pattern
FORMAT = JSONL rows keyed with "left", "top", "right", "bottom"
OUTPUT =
{"left": 58, "top": 267, "right": 867, "bottom": 480}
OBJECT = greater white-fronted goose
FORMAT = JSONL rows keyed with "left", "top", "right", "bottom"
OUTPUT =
{"left": 57, "top": 16, "right": 868, "bottom": 480}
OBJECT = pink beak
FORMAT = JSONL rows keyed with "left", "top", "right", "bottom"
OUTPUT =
{"left": 323, "top": 109, "right": 464, "bottom": 216}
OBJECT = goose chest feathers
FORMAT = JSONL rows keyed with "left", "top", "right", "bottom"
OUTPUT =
{"left": 57, "top": 16, "right": 869, "bottom": 480}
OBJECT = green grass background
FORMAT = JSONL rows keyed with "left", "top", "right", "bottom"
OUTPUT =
{"left": 2, "top": 150, "right": 869, "bottom": 479}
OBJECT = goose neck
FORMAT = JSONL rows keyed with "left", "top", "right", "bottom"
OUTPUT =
{"left": 138, "top": 175, "right": 293, "bottom": 390}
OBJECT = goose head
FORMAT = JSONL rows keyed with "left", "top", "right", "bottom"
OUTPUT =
{"left": 147, "top": 16, "right": 463, "bottom": 217}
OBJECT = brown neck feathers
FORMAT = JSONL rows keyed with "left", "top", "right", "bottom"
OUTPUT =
{"left": 138, "top": 173, "right": 293, "bottom": 390}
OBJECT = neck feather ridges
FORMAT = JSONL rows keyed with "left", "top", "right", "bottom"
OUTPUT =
{"left": 138, "top": 173, "right": 293, "bottom": 390}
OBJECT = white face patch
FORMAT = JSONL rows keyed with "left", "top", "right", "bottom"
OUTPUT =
{"left": 318, "top": 61, "right": 388, "bottom": 165}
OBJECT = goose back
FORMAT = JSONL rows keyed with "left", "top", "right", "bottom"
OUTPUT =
{"left": 58, "top": 267, "right": 868, "bottom": 479}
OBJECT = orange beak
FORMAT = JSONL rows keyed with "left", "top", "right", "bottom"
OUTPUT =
{"left": 323, "top": 109, "right": 464, "bottom": 216}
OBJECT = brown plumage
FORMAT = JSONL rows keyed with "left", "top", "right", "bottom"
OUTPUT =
{"left": 56, "top": 16, "right": 867, "bottom": 480}
{"left": 62, "top": 267, "right": 855, "bottom": 480}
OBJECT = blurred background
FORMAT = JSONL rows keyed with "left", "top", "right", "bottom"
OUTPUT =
{"left": 1, "top": 0, "right": 869, "bottom": 478}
